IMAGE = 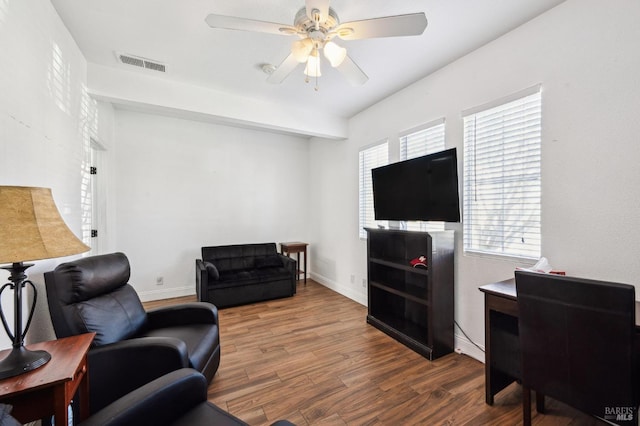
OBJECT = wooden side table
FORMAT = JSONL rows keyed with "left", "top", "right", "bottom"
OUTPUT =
{"left": 0, "top": 332, "right": 95, "bottom": 424}
{"left": 280, "top": 242, "right": 308, "bottom": 284}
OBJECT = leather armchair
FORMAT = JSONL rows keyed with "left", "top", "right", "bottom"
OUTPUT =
{"left": 79, "top": 368, "right": 295, "bottom": 426}
{"left": 44, "top": 252, "right": 221, "bottom": 414}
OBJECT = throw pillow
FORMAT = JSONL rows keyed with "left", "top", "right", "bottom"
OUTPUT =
{"left": 203, "top": 261, "right": 219, "bottom": 280}
{"left": 255, "top": 255, "right": 283, "bottom": 269}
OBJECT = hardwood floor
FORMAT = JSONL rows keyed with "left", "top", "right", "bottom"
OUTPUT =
{"left": 144, "top": 281, "right": 601, "bottom": 425}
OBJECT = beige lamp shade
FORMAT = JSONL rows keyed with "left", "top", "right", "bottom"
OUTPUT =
{"left": 0, "top": 186, "right": 90, "bottom": 264}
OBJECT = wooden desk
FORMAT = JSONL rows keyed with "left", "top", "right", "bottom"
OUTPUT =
{"left": 0, "top": 333, "right": 95, "bottom": 424}
{"left": 480, "top": 279, "right": 640, "bottom": 405}
{"left": 280, "top": 242, "right": 308, "bottom": 284}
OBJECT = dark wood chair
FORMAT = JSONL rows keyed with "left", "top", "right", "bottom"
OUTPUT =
{"left": 516, "top": 270, "right": 639, "bottom": 425}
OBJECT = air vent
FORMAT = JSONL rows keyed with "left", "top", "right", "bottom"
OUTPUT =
{"left": 144, "top": 61, "right": 166, "bottom": 72}
{"left": 116, "top": 52, "right": 166, "bottom": 73}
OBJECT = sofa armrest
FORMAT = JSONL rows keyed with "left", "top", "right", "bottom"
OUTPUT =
{"left": 280, "top": 254, "right": 296, "bottom": 274}
{"left": 80, "top": 368, "right": 207, "bottom": 426}
{"left": 280, "top": 255, "right": 297, "bottom": 294}
{"left": 146, "top": 302, "right": 219, "bottom": 329}
{"left": 195, "top": 259, "right": 207, "bottom": 301}
{"left": 87, "top": 337, "right": 190, "bottom": 414}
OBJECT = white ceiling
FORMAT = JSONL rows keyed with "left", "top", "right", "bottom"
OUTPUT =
{"left": 51, "top": 0, "right": 565, "bottom": 120}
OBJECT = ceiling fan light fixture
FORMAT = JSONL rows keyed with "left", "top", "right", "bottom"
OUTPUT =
{"left": 205, "top": 4, "right": 426, "bottom": 89}
{"left": 324, "top": 41, "right": 347, "bottom": 67}
{"left": 304, "top": 49, "right": 321, "bottom": 77}
{"left": 292, "top": 38, "right": 313, "bottom": 63}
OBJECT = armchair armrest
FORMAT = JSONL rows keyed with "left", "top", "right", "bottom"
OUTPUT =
{"left": 87, "top": 337, "right": 190, "bottom": 414}
{"left": 146, "top": 302, "right": 219, "bottom": 329}
{"left": 80, "top": 368, "right": 207, "bottom": 426}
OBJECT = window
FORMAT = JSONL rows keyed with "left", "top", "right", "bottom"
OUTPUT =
{"left": 463, "top": 87, "right": 542, "bottom": 259}
{"left": 359, "top": 141, "right": 389, "bottom": 238}
{"left": 399, "top": 119, "right": 446, "bottom": 232}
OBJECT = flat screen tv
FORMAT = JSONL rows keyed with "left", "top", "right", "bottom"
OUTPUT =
{"left": 372, "top": 148, "right": 460, "bottom": 222}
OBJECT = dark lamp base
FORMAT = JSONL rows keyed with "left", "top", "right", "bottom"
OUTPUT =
{"left": 0, "top": 346, "right": 51, "bottom": 380}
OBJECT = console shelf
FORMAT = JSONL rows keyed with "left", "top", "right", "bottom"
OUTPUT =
{"left": 366, "top": 228, "right": 454, "bottom": 360}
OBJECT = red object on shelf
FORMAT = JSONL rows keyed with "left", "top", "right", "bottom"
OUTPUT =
{"left": 410, "top": 256, "right": 427, "bottom": 268}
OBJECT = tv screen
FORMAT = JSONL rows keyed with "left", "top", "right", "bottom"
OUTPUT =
{"left": 372, "top": 148, "right": 460, "bottom": 222}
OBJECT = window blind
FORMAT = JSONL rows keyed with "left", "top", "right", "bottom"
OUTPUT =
{"left": 463, "top": 89, "right": 542, "bottom": 259}
{"left": 400, "top": 119, "right": 445, "bottom": 161}
{"left": 359, "top": 141, "right": 389, "bottom": 238}
{"left": 400, "top": 120, "right": 446, "bottom": 232}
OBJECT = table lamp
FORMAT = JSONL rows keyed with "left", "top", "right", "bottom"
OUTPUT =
{"left": 0, "top": 186, "right": 89, "bottom": 380}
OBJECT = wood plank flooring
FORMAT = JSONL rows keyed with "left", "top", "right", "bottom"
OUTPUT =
{"left": 145, "top": 281, "right": 601, "bottom": 425}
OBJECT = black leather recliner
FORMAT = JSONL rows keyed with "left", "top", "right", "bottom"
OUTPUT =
{"left": 44, "top": 252, "right": 221, "bottom": 414}
{"left": 79, "top": 368, "right": 295, "bottom": 426}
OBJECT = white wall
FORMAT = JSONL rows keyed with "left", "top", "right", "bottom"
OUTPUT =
{"left": 112, "top": 110, "right": 310, "bottom": 301}
{"left": 309, "top": 0, "right": 640, "bottom": 361}
{"left": 0, "top": 0, "right": 91, "bottom": 347}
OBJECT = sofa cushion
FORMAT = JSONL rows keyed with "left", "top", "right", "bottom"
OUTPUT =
{"left": 255, "top": 255, "right": 283, "bottom": 269}
{"left": 203, "top": 261, "right": 219, "bottom": 280}
{"left": 202, "top": 243, "right": 278, "bottom": 272}
{"left": 217, "top": 270, "right": 260, "bottom": 285}
{"left": 257, "top": 267, "right": 292, "bottom": 280}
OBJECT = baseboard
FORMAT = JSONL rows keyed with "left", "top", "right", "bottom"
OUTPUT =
{"left": 454, "top": 332, "right": 485, "bottom": 363}
{"left": 138, "top": 285, "right": 195, "bottom": 302}
{"left": 310, "top": 272, "right": 367, "bottom": 306}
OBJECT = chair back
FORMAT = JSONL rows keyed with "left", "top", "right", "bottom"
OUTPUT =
{"left": 45, "top": 252, "right": 148, "bottom": 346}
{"left": 516, "top": 270, "right": 638, "bottom": 422}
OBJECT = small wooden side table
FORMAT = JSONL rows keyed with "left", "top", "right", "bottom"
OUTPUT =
{"left": 280, "top": 242, "right": 308, "bottom": 284}
{"left": 0, "top": 332, "right": 95, "bottom": 424}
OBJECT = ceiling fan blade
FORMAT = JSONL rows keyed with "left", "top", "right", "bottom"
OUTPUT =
{"left": 336, "top": 13, "right": 428, "bottom": 40}
{"left": 305, "top": 0, "right": 331, "bottom": 23}
{"left": 267, "top": 54, "right": 301, "bottom": 84}
{"left": 205, "top": 14, "right": 296, "bottom": 36}
{"left": 336, "top": 55, "right": 368, "bottom": 86}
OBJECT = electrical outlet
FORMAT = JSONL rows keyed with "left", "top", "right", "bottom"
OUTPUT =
{"left": 156, "top": 277, "right": 164, "bottom": 286}
{"left": 362, "top": 278, "right": 366, "bottom": 288}
{"left": 350, "top": 275, "right": 355, "bottom": 284}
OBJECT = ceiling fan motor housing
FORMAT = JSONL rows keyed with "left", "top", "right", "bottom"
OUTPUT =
{"left": 294, "top": 7, "right": 340, "bottom": 36}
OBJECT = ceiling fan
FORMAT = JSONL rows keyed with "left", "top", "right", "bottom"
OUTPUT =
{"left": 205, "top": 0, "right": 428, "bottom": 90}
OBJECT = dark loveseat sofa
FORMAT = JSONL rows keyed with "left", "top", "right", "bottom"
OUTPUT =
{"left": 196, "top": 243, "right": 297, "bottom": 308}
